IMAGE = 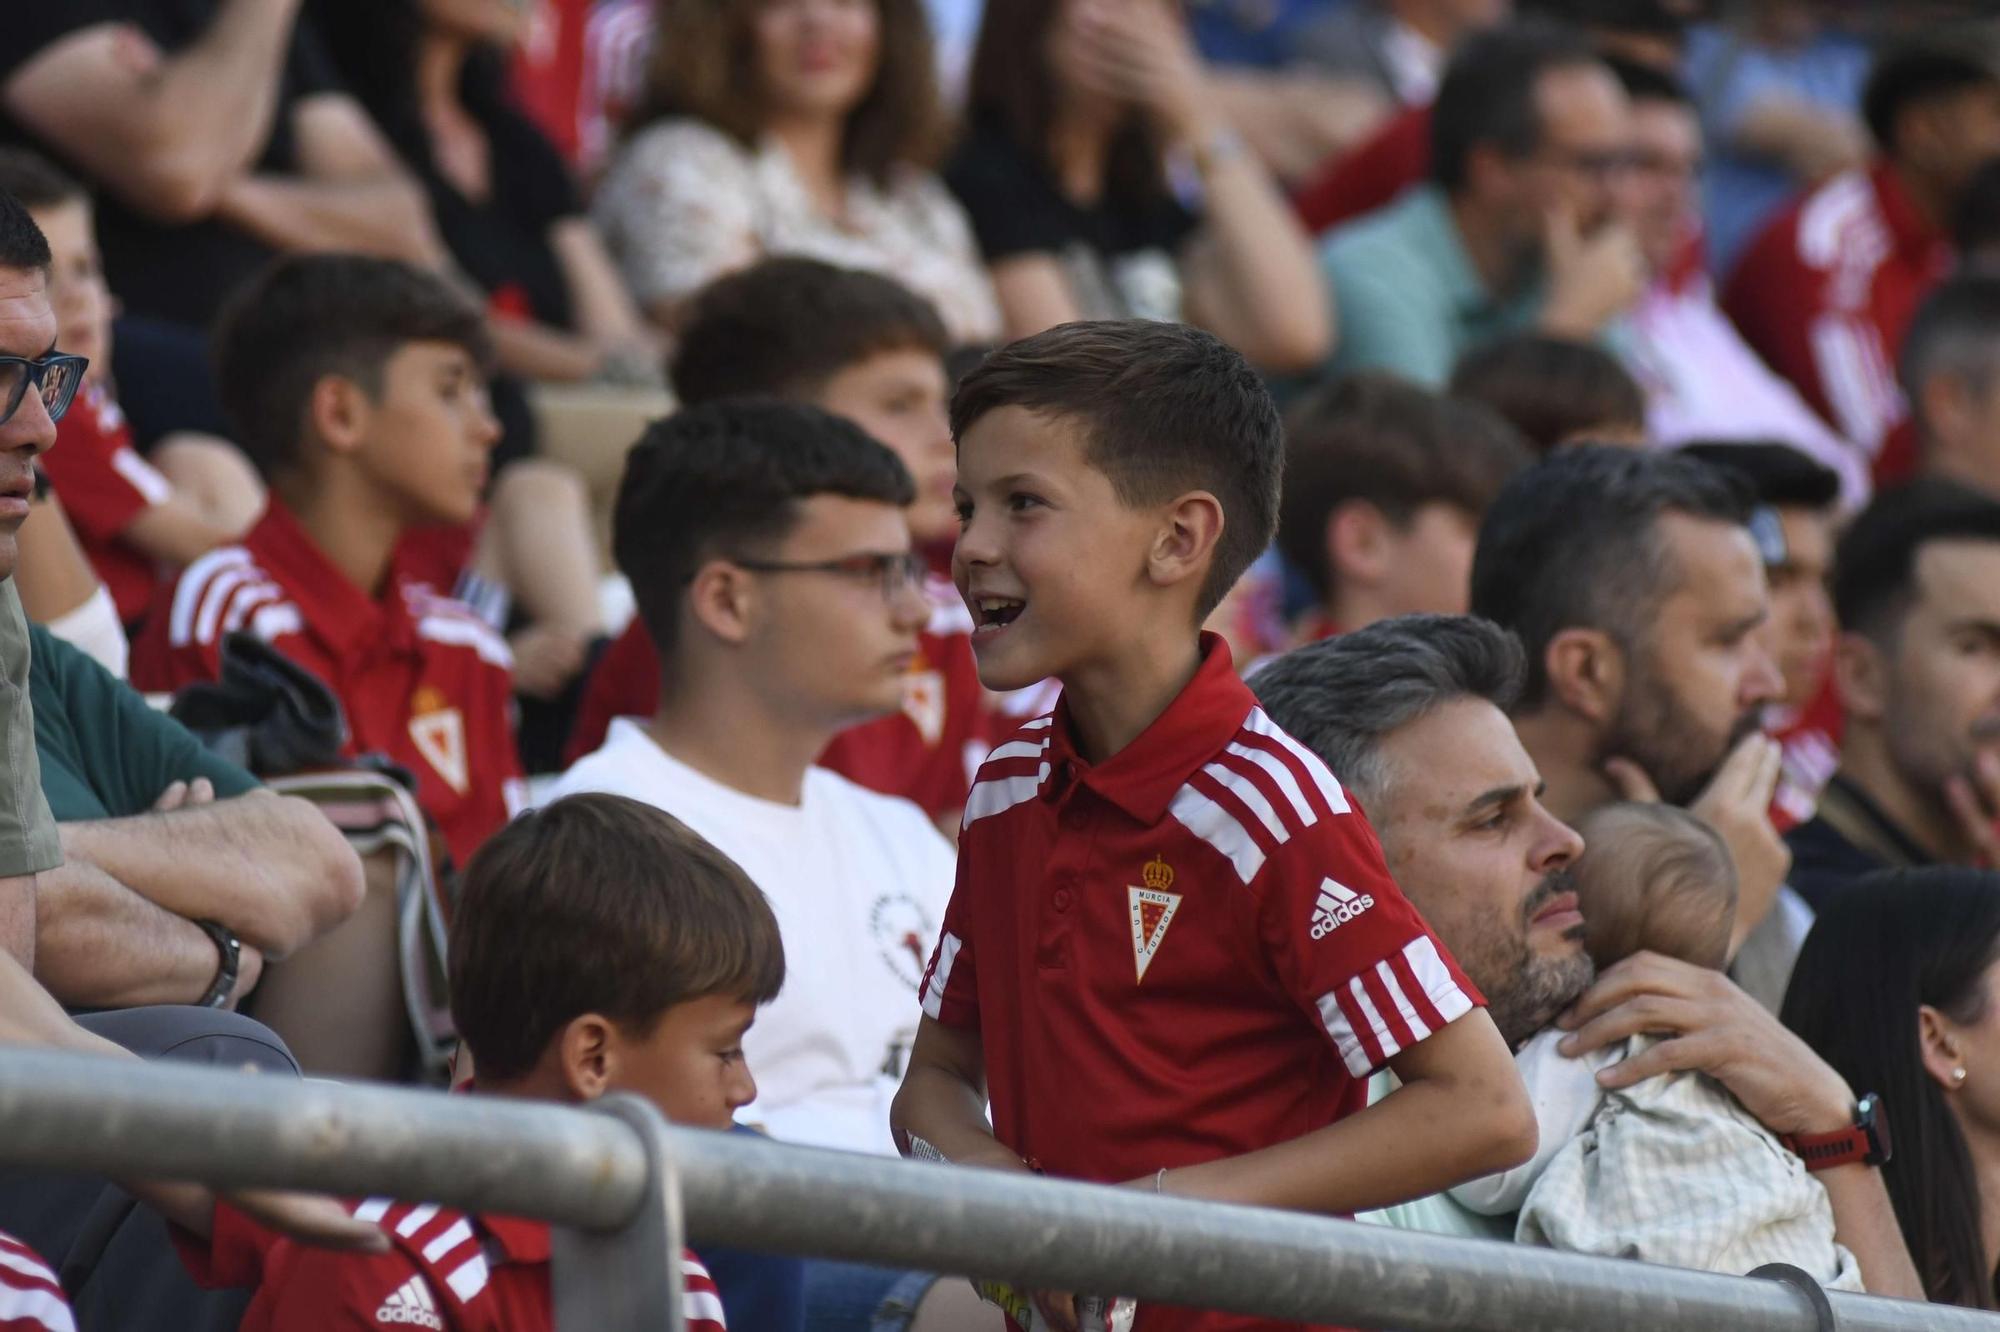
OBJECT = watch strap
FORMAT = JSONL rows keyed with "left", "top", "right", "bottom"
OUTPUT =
{"left": 194, "top": 919, "right": 240, "bottom": 1009}
{"left": 1780, "top": 1093, "right": 1889, "bottom": 1171}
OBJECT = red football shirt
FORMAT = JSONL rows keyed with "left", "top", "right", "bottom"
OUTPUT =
{"left": 919, "top": 636, "right": 1481, "bottom": 1332}
{"left": 1768, "top": 672, "right": 1846, "bottom": 834}
{"left": 0, "top": 1230, "right": 73, "bottom": 1332}
{"left": 129, "top": 501, "right": 526, "bottom": 865}
{"left": 565, "top": 575, "right": 992, "bottom": 821}
{"left": 178, "top": 1199, "right": 724, "bottom": 1331}
{"left": 39, "top": 383, "right": 171, "bottom": 625}
{"left": 1721, "top": 161, "right": 1952, "bottom": 486}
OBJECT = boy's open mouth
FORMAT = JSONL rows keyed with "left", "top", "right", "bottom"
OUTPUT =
{"left": 974, "top": 597, "right": 1025, "bottom": 631}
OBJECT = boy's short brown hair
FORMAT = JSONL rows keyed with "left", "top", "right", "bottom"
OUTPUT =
{"left": 448, "top": 793, "right": 785, "bottom": 1082}
{"left": 950, "top": 321, "right": 1283, "bottom": 616}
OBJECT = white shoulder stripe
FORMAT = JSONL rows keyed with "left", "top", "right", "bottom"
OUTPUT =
{"left": 248, "top": 603, "right": 303, "bottom": 643}
{"left": 684, "top": 1290, "right": 728, "bottom": 1324}
{"left": 963, "top": 769, "right": 1046, "bottom": 827}
{"left": 921, "top": 932, "right": 962, "bottom": 1020}
{"left": 1198, "top": 760, "right": 1290, "bottom": 846}
{"left": 1315, "top": 990, "right": 1372, "bottom": 1078}
{"left": 1019, "top": 714, "right": 1054, "bottom": 730}
{"left": 1244, "top": 709, "right": 1350, "bottom": 813}
{"left": 0, "top": 1285, "right": 74, "bottom": 1332}
{"left": 1373, "top": 956, "right": 1433, "bottom": 1045}
{"left": 445, "top": 1252, "right": 490, "bottom": 1301}
{"left": 394, "top": 1202, "right": 439, "bottom": 1237}
{"left": 1225, "top": 740, "right": 1317, "bottom": 828}
{"left": 983, "top": 738, "right": 1048, "bottom": 764}
{"left": 167, "top": 547, "right": 254, "bottom": 647}
{"left": 417, "top": 614, "right": 513, "bottom": 670}
{"left": 0, "top": 1249, "right": 55, "bottom": 1286}
{"left": 353, "top": 1197, "right": 392, "bottom": 1223}
{"left": 421, "top": 1217, "right": 475, "bottom": 1264}
{"left": 1405, "top": 935, "right": 1474, "bottom": 1025}
{"left": 1168, "top": 784, "right": 1266, "bottom": 883}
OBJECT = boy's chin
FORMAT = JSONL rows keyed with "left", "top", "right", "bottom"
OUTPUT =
{"left": 971, "top": 639, "right": 1051, "bottom": 694}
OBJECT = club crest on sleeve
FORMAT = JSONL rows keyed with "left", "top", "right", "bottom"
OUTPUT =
{"left": 1310, "top": 876, "right": 1375, "bottom": 939}
{"left": 1128, "top": 855, "right": 1182, "bottom": 983}
{"left": 408, "top": 684, "right": 469, "bottom": 795}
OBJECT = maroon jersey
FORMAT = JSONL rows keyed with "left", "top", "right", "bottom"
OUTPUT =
{"left": 919, "top": 636, "right": 1482, "bottom": 1332}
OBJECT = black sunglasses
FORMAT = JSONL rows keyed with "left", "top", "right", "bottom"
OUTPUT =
{"left": 0, "top": 353, "right": 90, "bottom": 427}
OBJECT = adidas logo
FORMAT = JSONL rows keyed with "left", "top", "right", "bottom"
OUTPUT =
{"left": 376, "top": 1275, "right": 443, "bottom": 1329}
{"left": 1309, "top": 877, "right": 1375, "bottom": 939}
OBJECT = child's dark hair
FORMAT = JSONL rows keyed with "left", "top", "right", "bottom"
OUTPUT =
{"left": 672, "top": 257, "right": 951, "bottom": 407}
{"left": 614, "top": 398, "right": 916, "bottom": 668}
{"left": 0, "top": 150, "right": 85, "bottom": 212}
{"left": 1450, "top": 333, "right": 1647, "bottom": 454}
{"left": 0, "top": 190, "right": 50, "bottom": 275}
{"left": 212, "top": 253, "right": 493, "bottom": 479}
{"left": 449, "top": 793, "right": 785, "bottom": 1083}
{"left": 951, "top": 320, "right": 1283, "bottom": 616}
{"left": 1279, "top": 373, "right": 1530, "bottom": 603}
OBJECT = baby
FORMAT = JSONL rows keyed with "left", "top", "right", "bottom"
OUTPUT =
{"left": 1451, "top": 803, "right": 1861, "bottom": 1287}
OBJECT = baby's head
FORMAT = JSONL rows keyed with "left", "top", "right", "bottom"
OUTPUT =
{"left": 1573, "top": 803, "right": 1738, "bottom": 972}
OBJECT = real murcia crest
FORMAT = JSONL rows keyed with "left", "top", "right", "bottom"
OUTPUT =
{"left": 407, "top": 685, "right": 469, "bottom": 796}
{"left": 1128, "top": 854, "right": 1182, "bottom": 983}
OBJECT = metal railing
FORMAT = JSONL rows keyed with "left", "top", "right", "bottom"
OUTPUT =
{"left": 0, "top": 1048, "right": 1993, "bottom": 1332}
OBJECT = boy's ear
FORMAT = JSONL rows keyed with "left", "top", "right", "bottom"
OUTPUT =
{"left": 307, "top": 374, "right": 373, "bottom": 457}
{"left": 684, "top": 560, "right": 757, "bottom": 647}
{"left": 1148, "top": 490, "right": 1224, "bottom": 595}
{"left": 556, "top": 1014, "right": 618, "bottom": 1102}
{"left": 1326, "top": 500, "right": 1391, "bottom": 592}
{"left": 1544, "top": 626, "right": 1625, "bottom": 727}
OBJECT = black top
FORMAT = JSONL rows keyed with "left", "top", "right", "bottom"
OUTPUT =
{"left": 1785, "top": 773, "right": 1937, "bottom": 913}
{"left": 945, "top": 113, "right": 1198, "bottom": 321}
{"left": 416, "top": 73, "right": 582, "bottom": 331}
{"left": 0, "top": 0, "right": 341, "bottom": 329}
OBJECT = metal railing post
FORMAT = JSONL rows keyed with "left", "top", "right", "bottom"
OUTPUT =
{"left": 550, "top": 1095, "right": 685, "bottom": 1332}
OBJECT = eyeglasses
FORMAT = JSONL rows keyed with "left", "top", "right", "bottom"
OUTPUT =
{"left": 0, "top": 354, "right": 89, "bottom": 427}
{"left": 729, "top": 550, "right": 928, "bottom": 602}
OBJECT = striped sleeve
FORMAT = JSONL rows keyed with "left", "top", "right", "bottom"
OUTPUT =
{"left": 917, "top": 858, "right": 977, "bottom": 1029}
{"left": 0, "top": 1233, "right": 74, "bottom": 1332}
{"left": 684, "top": 1250, "right": 727, "bottom": 1331}
{"left": 1198, "top": 710, "right": 1482, "bottom": 1078}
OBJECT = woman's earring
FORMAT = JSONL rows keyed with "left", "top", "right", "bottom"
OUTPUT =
{"left": 1955, "top": 1067, "right": 1970, "bottom": 1085}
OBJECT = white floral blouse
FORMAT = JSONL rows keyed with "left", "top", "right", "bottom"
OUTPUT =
{"left": 593, "top": 118, "right": 1003, "bottom": 344}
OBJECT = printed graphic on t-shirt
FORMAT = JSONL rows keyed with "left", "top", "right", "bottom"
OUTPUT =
{"left": 870, "top": 891, "right": 938, "bottom": 991}
{"left": 374, "top": 1274, "right": 443, "bottom": 1329}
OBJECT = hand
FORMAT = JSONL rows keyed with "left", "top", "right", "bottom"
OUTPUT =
{"left": 1556, "top": 951, "right": 1855, "bottom": 1137}
{"left": 1539, "top": 205, "right": 1645, "bottom": 338}
{"left": 1067, "top": 0, "right": 1215, "bottom": 142}
{"left": 1033, "top": 1290, "right": 1080, "bottom": 1332}
{"left": 225, "top": 1189, "right": 390, "bottom": 1254}
{"left": 1943, "top": 748, "right": 2000, "bottom": 868}
{"left": 154, "top": 777, "right": 217, "bottom": 812}
{"left": 1605, "top": 733, "right": 1791, "bottom": 946}
{"left": 507, "top": 624, "right": 589, "bottom": 701}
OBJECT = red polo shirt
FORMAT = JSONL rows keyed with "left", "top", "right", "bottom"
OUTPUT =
{"left": 564, "top": 574, "right": 992, "bottom": 822}
{"left": 0, "top": 1230, "right": 71, "bottom": 1332}
{"left": 178, "top": 1199, "right": 724, "bottom": 1331}
{"left": 40, "top": 383, "right": 172, "bottom": 625}
{"left": 130, "top": 501, "right": 526, "bottom": 865}
{"left": 1721, "top": 161, "right": 1953, "bottom": 485}
{"left": 919, "top": 636, "right": 1480, "bottom": 1332}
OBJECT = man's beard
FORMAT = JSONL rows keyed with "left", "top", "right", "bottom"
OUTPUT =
{"left": 1602, "top": 661, "right": 1765, "bottom": 807}
{"left": 1482, "top": 868, "right": 1596, "bottom": 1048}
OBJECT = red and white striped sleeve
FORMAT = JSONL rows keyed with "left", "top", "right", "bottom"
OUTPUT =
{"left": 683, "top": 1250, "right": 727, "bottom": 1331}
{"left": 0, "top": 1232, "right": 75, "bottom": 1332}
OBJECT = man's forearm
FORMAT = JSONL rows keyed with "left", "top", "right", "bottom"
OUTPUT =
{"left": 0, "top": 873, "right": 33, "bottom": 971}
{"left": 1821, "top": 1164, "right": 1926, "bottom": 1299}
{"left": 34, "top": 859, "right": 216, "bottom": 1008}
{"left": 144, "top": 0, "right": 303, "bottom": 190}
{"left": 60, "top": 796, "right": 355, "bottom": 955}
{"left": 215, "top": 173, "right": 444, "bottom": 265}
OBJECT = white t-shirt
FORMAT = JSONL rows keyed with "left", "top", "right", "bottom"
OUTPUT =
{"left": 547, "top": 720, "right": 955, "bottom": 1155}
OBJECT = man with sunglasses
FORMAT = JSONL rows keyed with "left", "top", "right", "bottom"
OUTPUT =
{"left": 551, "top": 397, "right": 952, "bottom": 1169}
{"left": 1316, "top": 19, "right": 1642, "bottom": 386}
{"left": 0, "top": 190, "right": 79, "bottom": 969}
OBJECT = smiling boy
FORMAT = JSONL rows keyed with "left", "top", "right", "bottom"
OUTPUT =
{"left": 892, "top": 321, "right": 1535, "bottom": 1332}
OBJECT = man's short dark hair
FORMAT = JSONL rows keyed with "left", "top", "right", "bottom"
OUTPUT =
{"left": 1430, "top": 20, "right": 1605, "bottom": 193}
{"left": 213, "top": 254, "right": 492, "bottom": 479}
{"left": 1278, "top": 374, "right": 1530, "bottom": 602}
{"left": 615, "top": 398, "right": 916, "bottom": 668}
{"left": 1604, "top": 53, "right": 1691, "bottom": 107}
{"left": 449, "top": 792, "right": 785, "bottom": 1084}
{"left": 1518, "top": 0, "right": 1687, "bottom": 42}
{"left": 1676, "top": 441, "right": 1841, "bottom": 512}
{"left": 951, "top": 320, "right": 1281, "bottom": 617}
{"left": 1863, "top": 41, "right": 2000, "bottom": 155}
{"left": 1833, "top": 478, "right": 2000, "bottom": 646}
{"left": 0, "top": 190, "right": 50, "bottom": 274}
{"left": 0, "top": 151, "right": 84, "bottom": 213}
{"left": 1471, "top": 446, "right": 1755, "bottom": 709}
{"left": 672, "top": 258, "right": 951, "bottom": 407}
{"left": 1956, "top": 158, "right": 2000, "bottom": 254}
{"left": 1250, "top": 614, "right": 1526, "bottom": 804}
{"left": 1449, "top": 334, "right": 1646, "bottom": 454}
{"left": 1901, "top": 273, "right": 2000, "bottom": 427}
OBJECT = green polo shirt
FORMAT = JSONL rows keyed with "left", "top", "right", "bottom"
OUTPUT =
{"left": 1317, "top": 186, "right": 1548, "bottom": 387}
{"left": 0, "top": 582, "right": 59, "bottom": 875}
{"left": 29, "top": 624, "right": 257, "bottom": 823}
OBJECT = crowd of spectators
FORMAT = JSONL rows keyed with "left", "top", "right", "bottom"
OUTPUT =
{"left": 0, "top": 1, "right": 1998, "bottom": 1330}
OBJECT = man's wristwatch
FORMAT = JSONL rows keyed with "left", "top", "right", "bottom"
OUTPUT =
{"left": 1781, "top": 1093, "right": 1892, "bottom": 1171}
{"left": 194, "top": 919, "right": 241, "bottom": 1009}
